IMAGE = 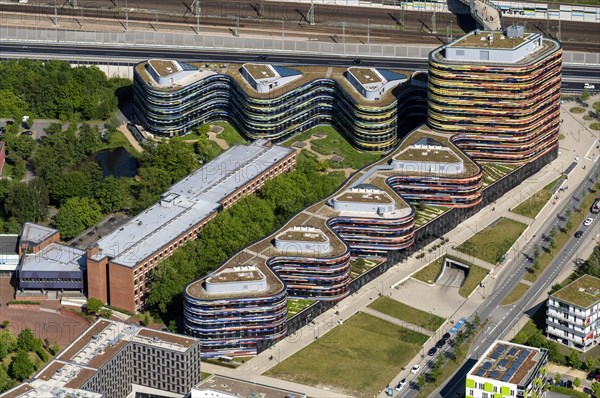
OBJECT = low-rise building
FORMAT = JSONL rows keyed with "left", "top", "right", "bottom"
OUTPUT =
{"left": 546, "top": 274, "right": 600, "bottom": 352}
{"left": 0, "top": 234, "right": 19, "bottom": 274}
{"left": 191, "top": 375, "right": 305, "bottom": 398}
{"left": 465, "top": 341, "right": 548, "bottom": 398}
{"left": 0, "top": 319, "right": 201, "bottom": 398}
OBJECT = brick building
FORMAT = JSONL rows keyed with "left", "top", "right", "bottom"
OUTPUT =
{"left": 87, "top": 140, "right": 296, "bottom": 313}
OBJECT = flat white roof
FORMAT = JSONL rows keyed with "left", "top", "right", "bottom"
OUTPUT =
{"left": 92, "top": 140, "right": 293, "bottom": 268}
{"left": 20, "top": 243, "right": 86, "bottom": 273}
{"left": 20, "top": 222, "right": 57, "bottom": 245}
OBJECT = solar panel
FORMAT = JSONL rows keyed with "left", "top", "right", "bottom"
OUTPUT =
{"left": 476, "top": 369, "right": 486, "bottom": 377}
{"left": 497, "top": 345, "right": 506, "bottom": 354}
{"left": 489, "top": 370, "right": 500, "bottom": 379}
{"left": 491, "top": 350, "right": 502, "bottom": 359}
{"left": 501, "top": 373, "right": 512, "bottom": 382}
{"left": 483, "top": 362, "right": 492, "bottom": 370}
{"left": 499, "top": 359, "right": 509, "bottom": 368}
{"left": 508, "top": 347, "right": 519, "bottom": 356}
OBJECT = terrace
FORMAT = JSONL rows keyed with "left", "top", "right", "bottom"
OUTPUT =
{"left": 148, "top": 59, "right": 180, "bottom": 77}
{"left": 451, "top": 31, "right": 529, "bottom": 49}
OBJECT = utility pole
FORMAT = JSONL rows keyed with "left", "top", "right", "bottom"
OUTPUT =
{"left": 258, "top": 0, "right": 264, "bottom": 19}
{"left": 546, "top": 9, "right": 550, "bottom": 36}
{"left": 282, "top": 17, "right": 284, "bottom": 49}
{"left": 367, "top": 18, "right": 370, "bottom": 46}
{"left": 431, "top": 4, "right": 437, "bottom": 33}
{"left": 307, "top": 0, "right": 315, "bottom": 26}
{"left": 557, "top": 16, "right": 561, "bottom": 40}
{"left": 342, "top": 21, "right": 346, "bottom": 55}
{"left": 125, "top": 0, "right": 128, "bottom": 31}
{"left": 192, "top": 0, "right": 200, "bottom": 34}
{"left": 53, "top": 0, "right": 58, "bottom": 26}
{"left": 400, "top": 2, "right": 405, "bottom": 30}
{"left": 235, "top": 15, "right": 239, "bottom": 36}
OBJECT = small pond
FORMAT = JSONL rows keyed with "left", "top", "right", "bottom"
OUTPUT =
{"left": 94, "top": 147, "right": 138, "bottom": 178}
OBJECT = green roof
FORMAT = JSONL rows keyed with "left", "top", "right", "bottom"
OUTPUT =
{"left": 551, "top": 274, "right": 600, "bottom": 309}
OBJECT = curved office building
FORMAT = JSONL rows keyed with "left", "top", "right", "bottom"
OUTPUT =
{"left": 386, "top": 130, "right": 484, "bottom": 208}
{"left": 134, "top": 60, "right": 426, "bottom": 151}
{"left": 427, "top": 28, "right": 562, "bottom": 164}
{"left": 183, "top": 261, "right": 288, "bottom": 358}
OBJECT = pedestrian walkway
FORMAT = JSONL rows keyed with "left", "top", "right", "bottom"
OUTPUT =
{"left": 361, "top": 308, "right": 434, "bottom": 336}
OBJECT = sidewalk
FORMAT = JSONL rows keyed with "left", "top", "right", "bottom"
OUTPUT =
{"left": 362, "top": 307, "right": 434, "bottom": 336}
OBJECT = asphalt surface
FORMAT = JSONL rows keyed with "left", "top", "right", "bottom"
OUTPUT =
{"left": 1, "top": 0, "right": 600, "bottom": 51}
{"left": 437, "top": 163, "right": 600, "bottom": 398}
{"left": 1, "top": 42, "right": 598, "bottom": 93}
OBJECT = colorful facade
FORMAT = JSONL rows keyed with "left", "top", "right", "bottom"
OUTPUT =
{"left": 466, "top": 341, "right": 548, "bottom": 398}
{"left": 133, "top": 61, "right": 426, "bottom": 151}
{"left": 428, "top": 30, "right": 562, "bottom": 165}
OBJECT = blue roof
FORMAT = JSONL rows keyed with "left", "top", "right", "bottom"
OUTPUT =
{"left": 273, "top": 66, "right": 302, "bottom": 78}
{"left": 376, "top": 68, "right": 407, "bottom": 82}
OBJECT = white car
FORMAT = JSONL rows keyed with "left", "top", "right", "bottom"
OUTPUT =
{"left": 584, "top": 218, "right": 594, "bottom": 226}
{"left": 584, "top": 83, "right": 596, "bottom": 90}
{"left": 395, "top": 379, "right": 407, "bottom": 391}
{"left": 411, "top": 364, "right": 420, "bottom": 374}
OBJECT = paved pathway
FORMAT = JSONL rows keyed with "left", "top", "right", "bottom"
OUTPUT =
{"left": 117, "top": 124, "right": 144, "bottom": 152}
{"left": 361, "top": 308, "right": 434, "bottom": 336}
{"left": 504, "top": 211, "right": 534, "bottom": 225}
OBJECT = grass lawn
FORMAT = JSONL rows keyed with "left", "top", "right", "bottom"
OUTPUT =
{"left": 501, "top": 283, "right": 530, "bottom": 305}
{"left": 412, "top": 256, "right": 444, "bottom": 284}
{"left": 459, "top": 264, "right": 489, "bottom": 298}
{"left": 102, "top": 130, "right": 142, "bottom": 157}
{"left": 590, "top": 122, "right": 600, "bottom": 131}
{"left": 368, "top": 297, "right": 446, "bottom": 331}
{"left": 524, "top": 184, "right": 599, "bottom": 282}
{"left": 287, "top": 299, "right": 314, "bottom": 318}
{"left": 512, "top": 177, "right": 562, "bottom": 219}
{"left": 570, "top": 107, "right": 585, "bottom": 114}
{"left": 211, "top": 121, "right": 248, "bottom": 146}
{"left": 456, "top": 217, "right": 527, "bottom": 265}
{"left": 414, "top": 205, "right": 448, "bottom": 227}
{"left": 283, "top": 125, "right": 380, "bottom": 170}
{"left": 266, "top": 312, "right": 428, "bottom": 397}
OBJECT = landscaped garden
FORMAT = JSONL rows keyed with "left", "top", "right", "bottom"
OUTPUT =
{"left": 456, "top": 217, "right": 527, "bottom": 265}
{"left": 459, "top": 264, "right": 489, "bottom": 298}
{"left": 368, "top": 297, "right": 446, "bottom": 331}
{"left": 412, "top": 256, "right": 444, "bottom": 284}
{"left": 266, "top": 312, "right": 428, "bottom": 397}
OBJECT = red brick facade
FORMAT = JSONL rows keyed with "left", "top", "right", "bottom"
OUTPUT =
{"left": 88, "top": 150, "right": 297, "bottom": 313}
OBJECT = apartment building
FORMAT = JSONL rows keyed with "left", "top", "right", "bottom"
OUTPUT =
{"left": 0, "top": 319, "right": 201, "bottom": 398}
{"left": 546, "top": 274, "right": 600, "bottom": 352}
{"left": 466, "top": 341, "right": 548, "bottom": 398}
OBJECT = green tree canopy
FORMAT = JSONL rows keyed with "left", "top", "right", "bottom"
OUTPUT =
{"left": 0, "top": 89, "right": 28, "bottom": 118}
{"left": 86, "top": 298, "right": 103, "bottom": 315}
{"left": 94, "top": 176, "right": 130, "bottom": 213}
{"left": 16, "top": 328, "right": 36, "bottom": 352}
{"left": 54, "top": 197, "right": 102, "bottom": 240}
{"left": 9, "top": 350, "right": 34, "bottom": 381}
{"left": 3, "top": 179, "right": 49, "bottom": 224}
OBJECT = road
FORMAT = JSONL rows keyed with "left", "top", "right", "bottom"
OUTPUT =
{"left": 1, "top": 43, "right": 598, "bottom": 93}
{"left": 1, "top": 0, "right": 600, "bottom": 51}
{"left": 436, "top": 164, "right": 600, "bottom": 398}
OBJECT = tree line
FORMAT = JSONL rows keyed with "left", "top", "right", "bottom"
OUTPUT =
{"left": 0, "top": 59, "right": 130, "bottom": 121}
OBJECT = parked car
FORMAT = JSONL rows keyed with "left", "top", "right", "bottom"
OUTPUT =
{"left": 352, "top": 58, "right": 362, "bottom": 64}
{"left": 574, "top": 230, "right": 584, "bottom": 238}
{"left": 427, "top": 347, "right": 437, "bottom": 356}
{"left": 584, "top": 217, "right": 594, "bottom": 226}
{"left": 435, "top": 339, "right": 446, "bottom": 349}
{"left": 258, "top": 55, "right": 269, "bottom": 61}
{"left": 21, "top": 130, "right": 33, "bottom": 136}
{"left": 442, "top": 332, "right": 451, "bottom": 340}
{"left": 395, "top": 379, "right": 407, "bottom": 391}
{"left": 584, "top": 83, "right": 596, "bottom": 90}
{"left": 411, "top": 364, "right": 420, "bottom": 374}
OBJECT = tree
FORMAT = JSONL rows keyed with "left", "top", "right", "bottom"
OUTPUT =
{"left": 0, "top": 365, "right": 14, "bottom": 392}
{"left": 50, "top": 171, "right": 93, "bottom": 205}
{"left": 568, "top": 350, "right": 582, "bottom": 369}
{"left": 78, "top": 123, "right": 102, "bottom": 155}
{"left": 416, "top": 374, "right": 425, "bottom": 390}
{"left": 86, "top": 298, "right": 103, "bottom": 315}
{"left": 573, "top": 378, "right": 581, "bottom": 388}
{"left": 167, "top": 320, "right": 177, "bottom": 333}
{"left": 9, "top": 350, "right": 34, "bottom": 381}
{"left": 146, "top": 138, "right": 198, "bottom": 182}
{"left": 1, "top": 321, "right": 8, "bottom": 329}
{"left": 586, "top": 358, "right": 597, "bottom": 371}
{"left": 99, "top": 308, "right": 113, "bottom": 319}
{"left": 533, "top": 244, "right": 540, "bottom": 260}
{"left": 591, "top": 381, "right": 600, "bottom": 398}
{"left": 16, "top": 328, "right": 36, "bottom": 352}
{"left": 0, "top": 89, "right": 28, "bottom": 118}
{"left": 194, "top": 133, "right": 222, "bottom": 163}
{"left": 54, "top": 197, "right": 102, "bottom": 240}
{"left": 139, "top": 312, "right": 153, "bottom": 326}
{"left": 581, "top": 90, "right": 590, "bottom": 101}
{"left": 95, "top": 176, "right": 129, "bottom": 213}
